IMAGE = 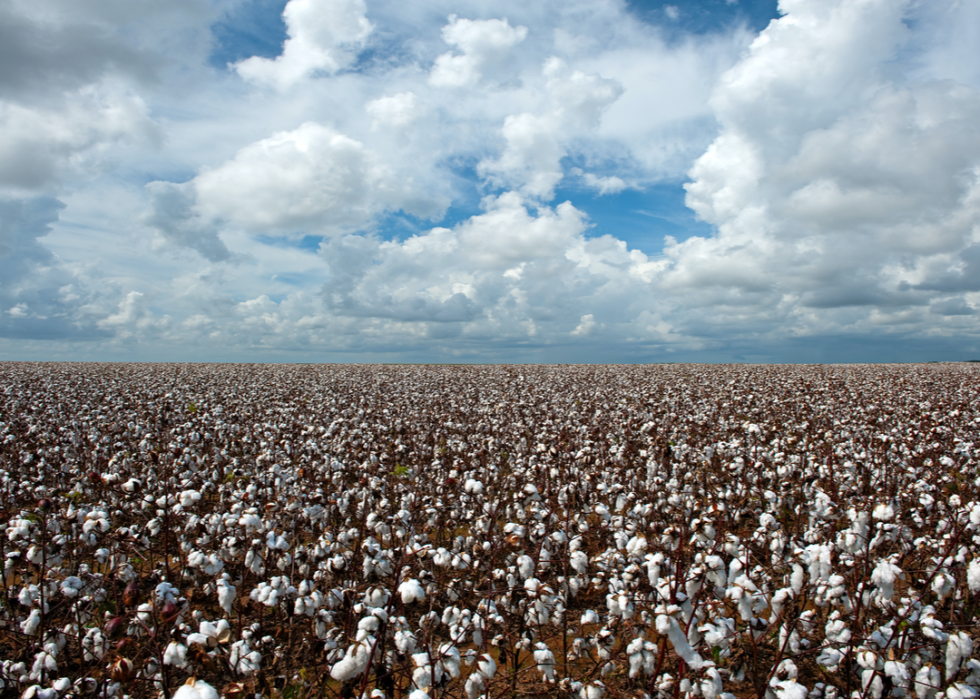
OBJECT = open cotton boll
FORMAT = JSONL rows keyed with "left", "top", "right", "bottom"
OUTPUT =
{"left": 945, "top": 683, "right": 979, "bottom": 699}
{"left": 330, "top": 642, "right": 371, "bottom": 681}
{"left": 533, "top": 643, "right": 556, "bottom": 682}
{"left": 517, "top": 555, "right": 535, "bottom": 580}
{"left": 21, "top": 610, "right": 41, "bottom": 636}
{"left": 581, "top": 609, "right": 599, "bottom": 625}
{"left": 173, "top": 679, "right": 219, "bottom": 699}
{"left": 464, "top": 672, "right": 485, "bottom": 699}
{"left": 163, "top": 642, "right": 188, "bottom": 668}
{"left": 947, "top": 632, "right": 974, "bottom": 681}
{"left": 771, "top": 680, "right": 808, "bottom": 699}
{"left": 871, "top": 558, "right": 903, "bottom": 603}
{"left": 968, "top": 559, "right": 980, "bottom": 593}
{"left": 656, "top": 614, "right": 708, "bottom": 670}
{"left": 872, "top": 504, "right": 895, "bottom": 521}
{"left": 399, "top": 579, "right": 425, "bottom": 604}
{"left": 915, "top": 664, "right": 941, "bottom": 699}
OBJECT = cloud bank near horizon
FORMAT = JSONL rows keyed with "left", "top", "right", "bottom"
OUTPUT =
{"left": 1, "top": 0, "right": 979, "bottom": 363}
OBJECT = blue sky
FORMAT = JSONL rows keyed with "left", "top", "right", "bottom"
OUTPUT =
{"left": 2, "top": 0, "right": 980, "bottom": 363}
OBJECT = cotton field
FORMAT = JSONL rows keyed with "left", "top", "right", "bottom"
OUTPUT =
{"left": 1, "top": 362, "right": 979, "bottom": 699}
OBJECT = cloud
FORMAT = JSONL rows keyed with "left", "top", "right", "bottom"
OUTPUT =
{"left": 571, "top": 168, "right": 630, "bottom": 195}
{"left": 0, "top": 196, "right": 108, "bottom": 340}
{"left": 190, "top": 121, "right": 445, "bottom": 234}
{"left": 478, "top": 57, "right": 623, "bottom": 199}
{"left": 366, "top": 92, "right": 422, "bottom": 130}
{"left": 429, "top": 15, "right": 528, "bottom": 88}
{"left": 234, "top": 0, "right": 373, "bottom": 88}
{"left": 660, "top": 0, "right": 980, "bottom": 342}
{"left": 315, "top": 191, "right": 679, "bottom": 356}
{"left": 0, "top": 80, "right": 156, "bottom": 192}
{"left": 144, "top": 182, "right": 234, "bottom": 262}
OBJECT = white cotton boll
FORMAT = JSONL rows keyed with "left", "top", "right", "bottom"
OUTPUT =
{"left": 884, "top": 660, "right": 910, "bottom": 690}
{"left": 21, "top": 609, "right": 41, "bottom": 636}
{"left": 186, "top": 632, "right": 209, "bottom": 646}
{"left": 517, "top": 555, "right": 534, "bottom": 580}
{"left": 155, "top": 582, "right": 178, "bottom": 603}
{"left": 464, "top": 479, "right": 483, "bottom": 495}
{"left": 947, "top": 632, "right": 974, "bottom": 681}
{"left": 477, "top": 653, "right": 496, "bottom": 679}
{"left": 872, "top": 558, "right": 903, "bottom": 603}
{"left": 656, "top": 614, "right": 707, "bottom": 670}
{"left": 179, "top": 490, "right": 201, "bottom": 508}
{"left": 408, "top": 691, "right": 430, "bottom": 699}
{"left": 570, "top": 550, "right": 589, "bottom": 574}
{"left": 585, "top": 682, "right": 605, "bottom": 699}
{"left": 873, "top": 504, "right": 895, "bottom": 521}
{"left": 932, "top": 573, "right": 954, "bottom": 603}
{"left": 395, "top": 630, "right": 417, "bottom": 654}
{"left": 331, "top": 643, "right": 370, "bottom": 681}
{"left": 915, "top": 664, "right": 941, "bottom": 699}
{"left": 464, "top": 672, "right": 485, "bottom": 699}
{"left": 533, "top": 643, "right": 556, "bottom": 682}
{"left": 173, "top": 680, "right": 219, "bottom": 699}
{"left": 331, "top": 655, "right": 361, "bottom": 682}
{"left": 790, "top": 564, "right": 805, "bottom": 595}
{"left": 626, "top": 536, "right": 648, "bottom": 556}
{"left": 772, "top": 680, "right": 808, "bottom": 699}
{"left": 217, "top": 578, "right": 237, "bottom": 614}
{"left": 967, "top": 559, "right": 980, "bottom": 593}
{"left": 701, "top": 668, "right": 723, "bottom": 699}
{"left": 946, "top": 684, "right": 979, "bottom": 699}
{"left": 163, "top": 642, "right": 188, "bottom": 668}
{"left": 399, "top": 579, "right": 425, "bottom": 604}
{"left": 581, "top": 609, "right": 599, "bottom": 625}
{"left": 440, "top": 644, "right": 461, "bottom": 679}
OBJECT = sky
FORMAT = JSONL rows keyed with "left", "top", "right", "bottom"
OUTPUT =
{"left": 2, "top": 0, "right": 980, "bottom": 364}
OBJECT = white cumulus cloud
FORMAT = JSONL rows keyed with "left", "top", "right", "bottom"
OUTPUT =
{"left": 234, "top": 0, "right": 373, "bottom": 89}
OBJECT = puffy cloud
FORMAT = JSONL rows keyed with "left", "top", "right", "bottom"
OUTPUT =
{"left": 366, "top": 92, "right": 422, "bottom": 130}
{"left": 194, "top": 122, "right": 445, "bottom": 233}
{"left": 429, "top": 15, "right": 528, "bottom": 88}
{"left": 478, "top": 57, "right": 623, "bottom": 199}
{"left": 317, "top": 192, "right": 673, "bottom": 355}
{"left": 0, "top": 81, "right": 156, "bottom": 193}
{"left": 234, "top": 0, "right": 373, "bottom": 89}
{"left": 663, "top": 0, "right": 980, "bottom": 341}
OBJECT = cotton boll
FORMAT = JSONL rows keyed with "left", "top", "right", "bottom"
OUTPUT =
{"left": 217, "top": 577, "right": 237, "bottom": 614}
{"left": 517, "top": 555, "right": 534, "bottom": 580}
{"left": 915, "top": 664, "right": 941, "bottom": 699}
{"left": 656, "top": 614, "right": 707, "bottom": 670}
{"left": 871, "top": 557, "right": 903, "bottom": 604}
{"left": 163, "top": 642, "right": 188, "bottom": 668}
{"left": 945, "top": 684, "right": 979, "bottom": 699}
{"left": 173, "top": 679, "right": 219, "bottom": 699}
{"left": 967, "top": 559, "right": 980, "bottom": 593}
{"left": 21, "top": 609, "right": 41, "bottom": 636}
{"left": 399, "top": 579, "right": 425, "bottom": 604}
{"left": 872, "top": 504, "right": 895, "bottom": 521}
{"left": 464, "top": 672, "right": 485, "bottom": 699}
{"left": 947, "top": 632, "right": 974, "bottom": 681}
{"left": 533, "top": 643, "right": 556, "bottom": 682}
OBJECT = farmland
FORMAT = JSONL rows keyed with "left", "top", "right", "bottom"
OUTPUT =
{"left": 0, "top": 362, "right": 978, "bottom": 699}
